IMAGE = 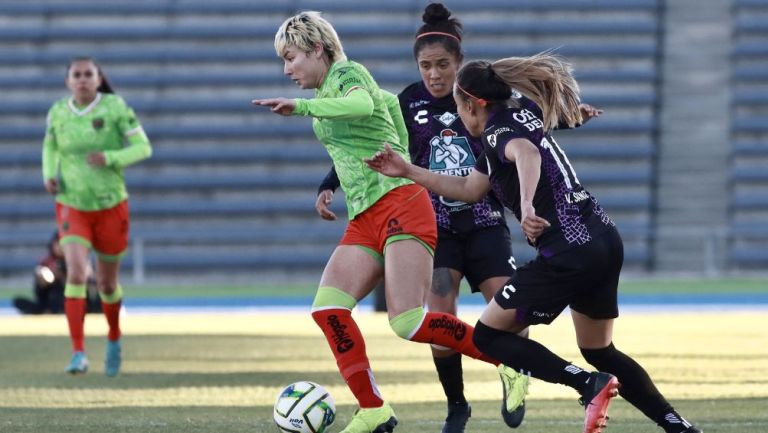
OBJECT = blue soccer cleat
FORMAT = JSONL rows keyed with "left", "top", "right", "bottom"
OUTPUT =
{"left": 105, "top": 339, "right": 122, "bottom": 377}
{"left": 64, "top": 351, "right": 89, "bottom": 375}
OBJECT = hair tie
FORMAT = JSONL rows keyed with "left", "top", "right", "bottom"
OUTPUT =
{"left": 455, "top": 82, "right": 487, "bottom": 107}
{"left": 416, "top": 31, "right": 461, "bottom": 42}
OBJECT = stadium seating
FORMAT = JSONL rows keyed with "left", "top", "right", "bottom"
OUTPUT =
{"left": 729, "top": 0, "right": 768, "bottom": 268}
{"left": 0, "top": 0, "right": 662, "bottom": 280}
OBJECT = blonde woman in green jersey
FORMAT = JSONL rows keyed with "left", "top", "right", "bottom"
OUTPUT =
{"left": 43, "top": 57, "right": 152, "bottom": 376}
{"left": 254, "top": 12, "right": 516, "bottom": 433}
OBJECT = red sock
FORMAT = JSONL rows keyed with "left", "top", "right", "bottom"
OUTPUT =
{"left": 64, "top": 298, "right": 86, "bottom": 352}
{"left": 312, "top": 308, "right": 383, "bottom": 408}
{"left": 102, "top": 301, "right": 122, "bottom": 342}
{"left": 411, "top": 312, "right": 499, "bottom": 365}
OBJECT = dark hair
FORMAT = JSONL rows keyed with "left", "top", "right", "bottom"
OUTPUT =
{"left": 456, "top": 54, "right": 583, "bottom": 130}
{"left": 67, "top": 56, "right": 115, "bottom": 94}
{"left": 455, "top": 60, "right": 512, "bottom": 104}
{"left": 413, "top": 3, "right": 463, "bottom": 60}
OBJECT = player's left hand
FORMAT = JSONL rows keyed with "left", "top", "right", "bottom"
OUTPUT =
{"left": 252, "top": 98, "right": 297, "bottom": 116}
{"left": 87, "top": 152, "right": 106, "bottom": 167}
{"left": 579, "top": 103, "right": 603, "bottom": 124}
{"left": 520, "top": 202, "right": 550, "bottom": 243}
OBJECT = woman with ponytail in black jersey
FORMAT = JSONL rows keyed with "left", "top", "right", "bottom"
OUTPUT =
{"left": 365, "top": 52, "right": 701, "bottom": 433}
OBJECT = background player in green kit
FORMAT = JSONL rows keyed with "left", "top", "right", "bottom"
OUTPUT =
{"left": 42, "top": 57, "right": 152, "bottom": 376}
{"left": 253, "top": 11, "right": 523, "bottom": 433}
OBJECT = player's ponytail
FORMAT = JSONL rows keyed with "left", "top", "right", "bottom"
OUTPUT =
{"left": 456, "top": 53, "right": 583, "bottom": 130}
{"left": 490, "top": 53, "right": 582, "bottom": 130}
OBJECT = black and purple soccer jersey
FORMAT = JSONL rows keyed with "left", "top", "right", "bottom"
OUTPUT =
{"left": 399, "top": 81, "right": 505, "bottom": 233}
{"left": 474, "top": 102, "right": 614, "bottom": 257}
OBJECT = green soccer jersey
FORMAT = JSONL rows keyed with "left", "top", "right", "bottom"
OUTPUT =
{"left": 42, "top": 93, "right": 152, "bottom": 211}
{"left": 294, "top": 60, "right": 412, "bottom": 219}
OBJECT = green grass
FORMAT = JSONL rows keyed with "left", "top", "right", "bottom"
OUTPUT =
{"left": 3, "top": 276, "right": 767, "bottom": 301}
{"left": 0, "top": 311, "right": 766, "bottom": 433}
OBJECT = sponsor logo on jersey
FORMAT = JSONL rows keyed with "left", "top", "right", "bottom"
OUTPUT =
{"left": 409, "top": 100, "right": 430, "bottom": 109}
{"left": 414, "top": 109, "right": 428, "bottom": 125}
{"left": 434, "top": 111, "right": 458, "bottom": 127}
{"left": 488, "top": 133, "right": 497, "bottom": 148}
{"left": 428, "top": 129, "right": 476, "bottom": 208}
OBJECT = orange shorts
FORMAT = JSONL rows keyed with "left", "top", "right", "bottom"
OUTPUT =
{"left": 340, "top": 184, "right": 437, "bottom": 256}
{"left": 56, "top": 200, "right": 130, "bottom": 259}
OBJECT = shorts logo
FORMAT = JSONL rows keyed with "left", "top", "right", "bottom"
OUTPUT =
{"left": 501, "top": 284, "right": 516, "bottom": 299}
{"left": 428, "top": 315, "right": 467, "bottom": 341}
{"left": 386, "top": 218, "right": 403, "bottom": 235}
{"left": 327, "top": 314, "right": 354, "bottom": 353}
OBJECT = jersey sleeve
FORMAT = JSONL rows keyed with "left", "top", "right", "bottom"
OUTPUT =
{"left": 317, "top": 165, "right": 340, "bottom": 194}
{"left": 294, "top": 65, "right": 375, "bottom": 120}
{"left": 104, "top": 96, "right": 152, "bottom": 168}
{"left": 474, "top": 150, "right": 490, "bottom": 175}
{"left": 382, "top": 90, "right": 408, "bottom": 149}
{"left": 489, "top": 125, "right": 525, "bottom": 163}
{"left": 294, "top": 88, "right": 374, "bottom": 120}
{"left": 41, "top": 108, "right": 59, "bottom": 180}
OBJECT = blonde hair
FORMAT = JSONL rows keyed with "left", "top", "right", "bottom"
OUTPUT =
{"left": 274, "top": 11, "right": 347, "bottom": 63}
{"left": 490, "top": 53, "right": 582, "bottom": 130}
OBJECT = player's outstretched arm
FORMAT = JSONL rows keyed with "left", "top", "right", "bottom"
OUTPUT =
{"left": 365, "top": 143, "right": 490, "bottom": 203}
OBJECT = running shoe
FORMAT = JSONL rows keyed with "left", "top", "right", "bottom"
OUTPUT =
{"left": 498, "top": 364, "right": 529, "bottom": 428}
{"left": 104, "top": 339, "right": 122, "bottom": 377}
{"left": 340, "top": 401, "right": 398, "bottom": 433}
{"left": 64, "top": 351, "right": 89, "bottom": 375}
{"left": 579, "top": 372, "right": 620, "bottom": 433}
{"left": 441, "top": 401, "right": 470, "bottom": 433}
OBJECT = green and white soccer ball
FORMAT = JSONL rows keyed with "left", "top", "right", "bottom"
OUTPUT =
{"left": 273, "top": 381, "right": 336, "bottom": 433}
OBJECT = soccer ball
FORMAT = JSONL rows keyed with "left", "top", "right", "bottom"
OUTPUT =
{"left": 273, "top": 381, "right": 336, "bottom": 433}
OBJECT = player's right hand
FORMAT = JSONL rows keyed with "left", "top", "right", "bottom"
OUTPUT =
{"left": 364, "top": 143, "right": 409, "bottom": 178}
{"left": 316, "top": 190, "right": 337, "bottom": 221}
{"left": 44, "top": 178, "right": 59, "bottom": 194}
{"left": 521, "top": 202, "right": 550, "bottom": 243}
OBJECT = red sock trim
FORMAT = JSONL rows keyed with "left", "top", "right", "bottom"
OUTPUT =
{"left": 64, "top": 298, "right": 86, "bottom": 352}
{"left": 102, "top": 301, "right": 122, "bottom": 341}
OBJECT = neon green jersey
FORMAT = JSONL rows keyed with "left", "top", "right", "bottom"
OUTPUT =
{"left": 42, "top": 93, "right": 152, "bottom": 211}
{"left": 294, "top": 60, "right": 412, "bottom": 219}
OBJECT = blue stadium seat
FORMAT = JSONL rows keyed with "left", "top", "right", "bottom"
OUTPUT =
{"left": 0, "top": 68, "right": 657, "bottom": 90}
{"left": 0, "top": 91, "right": 656, "bottom": 116}
{"left": 0, "top": 0, "right": 660, "bottom": 16}
{"left": 0, "top": 19, "right": 657, "bottom": 42}
{"left": 0, "top": 41, "right": 658, "bottom": 67}
{"left": 0, "top": 118, "right": 656, "bottom": 141}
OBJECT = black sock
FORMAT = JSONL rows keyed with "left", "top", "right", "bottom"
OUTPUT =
{"left": 473, "top": 321, "right": 591, "bottom": 390}
{"left": 434, "top": 352, "right": 467, "bottom": 405}
{"left": 581, "top": 343, "right": 678, "bottom": 425}
{"left": 657, "top": 410, "right": 695, "bottom": 433}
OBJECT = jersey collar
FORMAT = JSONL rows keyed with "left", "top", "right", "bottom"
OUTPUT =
{"left": 67, "top": 92, "right": 102, "bottom": 116}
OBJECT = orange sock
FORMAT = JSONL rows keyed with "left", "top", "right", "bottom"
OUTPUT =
{"left": 411, "top": 312, "right": 498, "bottom": 365}
{"left": 64, "top": 298, "right": 86, "bottom": 352}
{"left": 312, "top": 308, "right": 383, "bottom": 408}
{"left": 102, "top": 301, "right": 121, "bottom": 342}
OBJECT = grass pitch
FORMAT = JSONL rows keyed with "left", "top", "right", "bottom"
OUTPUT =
{"left": 0, "top": 309, "right": 766, "bottom": 433}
